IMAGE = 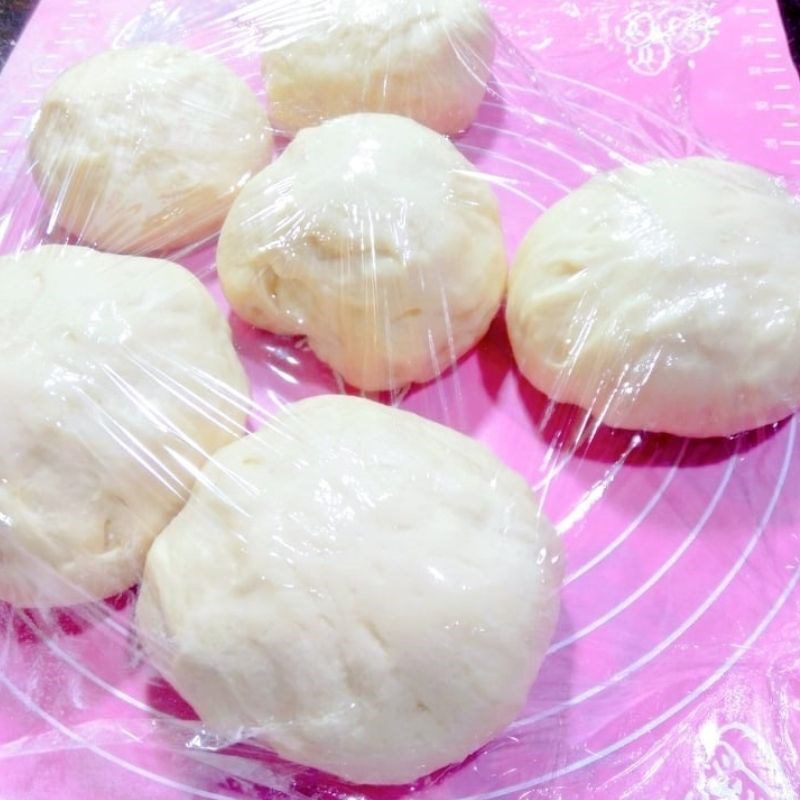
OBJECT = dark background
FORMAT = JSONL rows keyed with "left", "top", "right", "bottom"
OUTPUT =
{"left": 0, "top": 0, "right": 33, "bottom": 66}
{"left": 780, "top": 0, "right": 800, "bottom": 66}
{"left": 1, "top": 1, "right": 800, "bottom": 71}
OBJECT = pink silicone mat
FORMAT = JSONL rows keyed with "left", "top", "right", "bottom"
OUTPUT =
{"left": 2, "top": 1, "right": 800, "bottom": 798}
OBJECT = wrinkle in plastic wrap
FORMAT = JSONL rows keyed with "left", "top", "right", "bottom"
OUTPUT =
{"left": 0, "top": 0, "right": 800, "bottom": 798}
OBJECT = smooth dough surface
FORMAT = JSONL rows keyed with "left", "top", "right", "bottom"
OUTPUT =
{"left": 507, "top": 157, "right": 800, "bottom": 438}
{"left": 218, "top": 113, "right": 507, "bottom": 391}
{"left": 261, "top": 0, "right": 494, "bottom": 135}
{"left": 0, "top": 246, "right": 248, "bottom": 607}
{"left": 136, "top": 395, "right": 562, "bottom": 785}
{"left": 29, "top": 44, "right": 272, "bottom": 254}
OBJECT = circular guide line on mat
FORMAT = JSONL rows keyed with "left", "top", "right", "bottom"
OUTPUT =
{"left": 4, "top": 3, "right": 799, "bottom": 797}
{"left": 0, "top": 672, "right": 239, "bottom": 800}
{"left": 3, "top": 605, "right": 278, "bottom": 797}
{"left": 498, "top": 417, "right": 796, "bottom": 790}
{"left": 465, "top": 554, "right": 800, "bottom": 800}
{"left": 545, "top": 441, "right": 740, "bottom": 655}
{"left": 466, "top": 115, "right": 592, "bottom": 184}
{"left": 561, "top": 444, "right": 687, "bottom": 585}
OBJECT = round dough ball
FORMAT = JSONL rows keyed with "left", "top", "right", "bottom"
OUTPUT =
{"left": 0, "top": 246, "right": 248, "bottom": 607}
{"left": 507, "top": 157, "right": 800, "bottom": 438}
{"left": 261, "top": 0, "right": 494, "bottom": 135}
{"left": 136, "top": 395, "right": 562, "bottom": 785}
{"left": 29, "top": 44, "right": 272, "bottom": 255}
{"left": 217, "top": 113, "right": 507, "bottom": 391}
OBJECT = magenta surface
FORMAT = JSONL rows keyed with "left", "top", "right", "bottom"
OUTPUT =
{"left": 1, "top": 1, "right": 800, "bottom": 798}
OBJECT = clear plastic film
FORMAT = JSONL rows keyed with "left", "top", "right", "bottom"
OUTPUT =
{"left": 0, "top": 0, "right": 799, "bottom": 798}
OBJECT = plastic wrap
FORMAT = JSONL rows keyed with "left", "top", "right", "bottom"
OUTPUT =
{"left": 1, "top": 0, "right": 800, "bottom": 798}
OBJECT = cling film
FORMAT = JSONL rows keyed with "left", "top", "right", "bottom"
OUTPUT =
{"left": 0, "top": 0, "right": 798, "bottom": 798}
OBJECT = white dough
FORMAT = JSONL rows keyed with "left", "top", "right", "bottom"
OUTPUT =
{"left": 507, "top": 157, "right": 800, "bottom": 438}
{"left": 29, "top": 44, "right": 272, "bottom": 254}
{"left": 136, "top": 395, "right": 562, "bottom": 785}
{"left": 0, "top": 246, "right": 248, "bottom": 607}
{"left": 261, "top": 0, "right": 494, "bottom": 135}
{"left": 217, "top": 113, "right": 507, "bottom": 391}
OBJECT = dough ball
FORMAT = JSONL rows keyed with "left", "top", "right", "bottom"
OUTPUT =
{"left": 0, "top": 246, "right": 248, "bottom": 607}
{"left": 218, "top": 113, "right": 507, "bottom": 391}
{"left": 507, "top": 157, "right": 800, "bottom": 438}
{"left": 136, "top": 395, "right": 562, "bottom": 785}
{"left": 28, "top": 44, "right": 272, "bottom": 254}
{"left": 261, "top": 0, "right": 494, "bottom": 135}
